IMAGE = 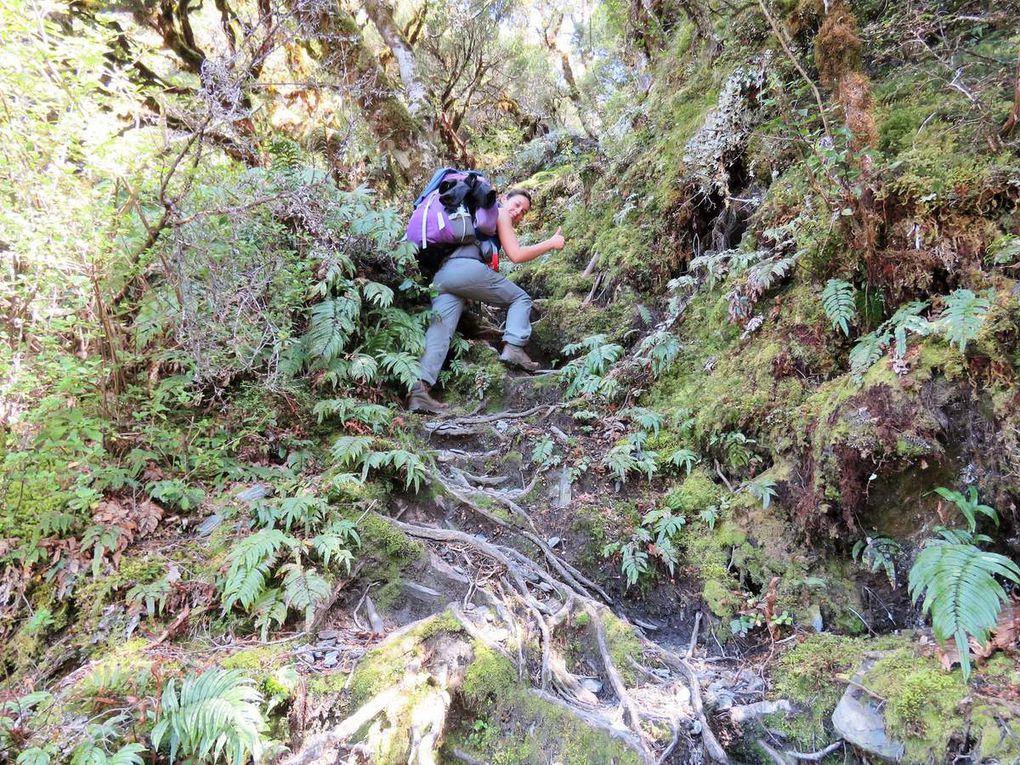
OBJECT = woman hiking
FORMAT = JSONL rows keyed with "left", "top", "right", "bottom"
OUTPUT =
{"left": 407, "top": 189, "right": 566, "bottom": 414}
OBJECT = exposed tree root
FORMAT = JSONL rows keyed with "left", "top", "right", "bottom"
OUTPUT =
{"left": 382, "top": 516, "right": 725, "bottom": 764}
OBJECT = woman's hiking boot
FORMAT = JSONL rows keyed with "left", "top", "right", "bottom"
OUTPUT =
{"left": 407, "top": 381, "right": 448, "bottom": 414}
{"left": 500, "top": 343, "right": 540, "bottom": 373}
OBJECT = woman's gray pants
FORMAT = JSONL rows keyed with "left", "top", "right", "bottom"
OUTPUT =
{"left": 418, "top": 254, "right": 532, "bottom": 386}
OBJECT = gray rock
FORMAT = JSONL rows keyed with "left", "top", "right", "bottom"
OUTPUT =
{"left": 236, "top": 484, "right": 270, "bottom": 503}
{"left": 198, "top": 513, "right": 223, "bottom": 537}
{"left": 555, "top": 466, "right": 572, "bottom": 508}
{"left": 832, "top": 656, "right": 905, "bottom": 762}
{"left": 318, "top": 629, "right": 341, "bottom": 640}
{"left": 322, "top": 651, "right": 339, "bottom": 668}
{"left": 808, "top": 603, "right": 824, "bottom": 633}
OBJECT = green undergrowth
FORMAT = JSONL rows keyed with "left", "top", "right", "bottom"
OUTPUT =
{"left": 769, "top": 637, "right": 1020, "bottom": 764}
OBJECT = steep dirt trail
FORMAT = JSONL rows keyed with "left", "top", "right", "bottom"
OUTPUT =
{"left": 287, "top": 365, "right": 783, "bottom": 765}
{"left": 387, "top": 368, "right": 746, "bottom": 762}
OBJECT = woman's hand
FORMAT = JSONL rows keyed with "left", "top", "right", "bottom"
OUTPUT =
{"left": 546, "top": 227, "right": 565, "bottom": 251}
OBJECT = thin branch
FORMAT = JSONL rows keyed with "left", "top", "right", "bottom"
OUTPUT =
{"left": 755, "top": 0, "right": 831, "bottom": 140}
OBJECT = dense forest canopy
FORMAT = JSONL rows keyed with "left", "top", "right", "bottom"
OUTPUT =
{"left": 2, "top": 0, "right": 1020, "bottom": 763}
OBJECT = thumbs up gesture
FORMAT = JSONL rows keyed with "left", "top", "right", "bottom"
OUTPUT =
{"left": 547, "top": 227, "right": 566, "bottom": 251}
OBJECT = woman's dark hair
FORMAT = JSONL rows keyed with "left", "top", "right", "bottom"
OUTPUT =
{"left": 504, "top": 188, "right": 533, "bottom": 204}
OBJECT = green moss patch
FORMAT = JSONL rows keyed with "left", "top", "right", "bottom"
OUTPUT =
{"left": 862, "top": 646, "right": 968, "bottom": 762}
{"left": 450, "top": 642, "right": 644, "bottom": 765}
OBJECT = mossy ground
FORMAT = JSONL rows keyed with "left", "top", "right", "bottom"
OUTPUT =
{"left": 447, "top": 642, "right": 644, "bottom": 765}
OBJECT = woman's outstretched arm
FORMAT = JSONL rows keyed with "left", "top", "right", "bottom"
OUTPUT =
{"left": 496, "top": 207, "right": 565, "bottom": 264}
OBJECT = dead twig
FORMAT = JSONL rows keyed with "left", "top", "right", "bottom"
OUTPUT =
{"left": 784, "top": 740, "right": 844, "bottom": 762}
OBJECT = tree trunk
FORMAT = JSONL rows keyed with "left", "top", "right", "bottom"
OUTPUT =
{"left": 361, "top": 0, "right": 430, "bottom": 119}
{"left": 541, "top": 12, "right": 599, "bottom": 142}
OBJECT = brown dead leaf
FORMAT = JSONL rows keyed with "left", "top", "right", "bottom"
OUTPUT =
{"left": 135, "top": 499, "right": 163, "bottom": 537}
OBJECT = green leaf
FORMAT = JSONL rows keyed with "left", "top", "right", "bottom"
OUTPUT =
{"left": 151, "top": 669, "right": 267, "bottom": 765}
{"left": 361, "top": 281, "right": 394, "bottom": 308}
{"left": 821, "top": 279, "right": 855, "bottom": 336}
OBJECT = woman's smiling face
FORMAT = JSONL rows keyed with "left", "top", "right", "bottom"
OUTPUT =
{"left": 504, "top": 194, "right": 531, "bottom": 225}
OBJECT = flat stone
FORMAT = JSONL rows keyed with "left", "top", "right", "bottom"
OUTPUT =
{"left": 403, "top": 581, "right": 442, "bottom": 600}
{"left": 832, "top": 655, "right": 905, "bottom": 762}
{"left": 318, "top": 629, "right": 341, "bottom": 640}
{"left": 322, "top": 652, "right": 339, "bottom": 668}
{"left": 197, "top": 513, "right": 223, "bottom": 537}
{"left": 236, "top": 484, "right": 270, "bottom": 503}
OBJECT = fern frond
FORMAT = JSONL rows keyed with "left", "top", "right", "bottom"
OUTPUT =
{"left": 152, "top": 669, "right": 266, "bottom": 765}
{"left": 331, "top": 436, "right": 375, "bottom": 467}
{"left": 636, "top": 331, "right": 681, "bottom": 377}
{"left": 222, "top": 529, "right": 293, "bottom": 613}
{"left": 849, "top": 331, "right": 887, "bottom": 378}
{"left": 621, "top": 407, "right": 663, "bottom": 437}
{"left": 304, "top": 291, "right": 361, "bottom": 363}
{"left": 938, "top": 289, "right": 991, "bottom": 352}
{"left": 603, "top": 442, "right": 638, "bottom": 483}
{"left": 378, "top": 351, "right": 420, "bottom": 390}
{"left": 908, "top": 542, "right": 1020, "bottom": 679}
{"left": 360, "top": 281, "right": 394, "bottom": 308}
{"left": 821, "top": 279, "right": 855, "bottom": 336}
{"left": 666, "top": 448, "right": 700, "bottom": 476}
{"left": 280, "top": 562, "right": 331, "bottom": 627}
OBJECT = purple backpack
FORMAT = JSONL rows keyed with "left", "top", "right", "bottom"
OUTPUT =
{"left": 405, "top": 169, "right": 499, "bottom": 275}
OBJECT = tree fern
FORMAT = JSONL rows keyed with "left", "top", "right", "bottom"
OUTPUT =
{"left": 908, "top": 541, "right": 1020, "bottom": 678}
{"left": 938, "top": 288, "right": 991, "bottom": 352}
{"left": 151, "top": 669, "right": 267, "bottom": 765}
{"left": 821, "top": 279, "right": 856, "bottom": 336}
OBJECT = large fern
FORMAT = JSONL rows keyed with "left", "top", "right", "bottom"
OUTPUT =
{"left": 821, "top": 279, "right": 856, "bottom": 336}
{"left": 908, "top": 541, "right": 1020, "bottom": 678}
{"left": 151, "top": 669, "right": 267, "bottom": 765}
